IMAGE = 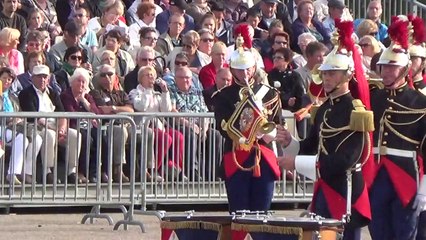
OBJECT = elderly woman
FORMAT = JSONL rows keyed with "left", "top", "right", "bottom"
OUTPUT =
{"left": 197, "top": 28, "right": 215, "bottom": 56}
{"left": 129, "top": 65, "right": 185, "bottom": 180}
{"left": 129, "top": 2, "right": 157, "bottom": 48}
{"left": 167, "top": 30, "right": 211, "bottom": 75}
{"left": 87, "top": 0, "right": 128, "bottom": 40}
{"left": 54, "top": 46, "right": 88, "bottom": 92}
{"left": 356, "top": 19, "right": 379, "bottom": 40}
{"left": 291, "top": 0, "right": 330, "bottom": 54}
{"left": 60, "top": 68, "right": 104, "bottom": 183}
{"left": 293, "top": 32, "right": 317, "bottom": 68}
{"left": 0, "top": 28, "right": 24, "bottom": 75}
{"left": 93, "top": 30, "right": 135, "bottom": 78}
{"left": 0, "top": 67, "right": 42, "bottom": 184}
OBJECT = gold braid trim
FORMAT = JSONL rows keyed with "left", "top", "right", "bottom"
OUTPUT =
{"left": 335, "top": 131, "right": 356, "bottom": 152}
{"left": 231, "top": 223, "right": 303, "bottom": 239}
{"left": 389, "top": 101, "right": 426, "bottom": 112}
{"left": 384, "top": 120, "right": 421, "bottom": 145}
{"left": 232, "top": 141, "right": 261, "bottom": 172}
{"left": 161, "top": 221, "right": 201, "bottom": 230}
{"left": 200, "top": 222, "right": 223, "bottom": 232}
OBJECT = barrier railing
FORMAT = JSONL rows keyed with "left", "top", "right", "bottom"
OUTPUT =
{"left": 0, "top": 112, "right": 145, "bottom": 231}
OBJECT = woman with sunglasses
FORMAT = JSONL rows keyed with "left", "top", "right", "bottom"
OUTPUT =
{"left": 54, "top": 46, "right": 89, "bottom": 93}
{"left": 197, "top": 28, "right": 215, "bottom": 56}
{"left": 129, "top": 2, "right": 157, "bottom": 49}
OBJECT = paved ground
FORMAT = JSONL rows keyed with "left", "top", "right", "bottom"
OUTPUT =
{"left": 0, "top": 209, "right": 373, "bottom": 240}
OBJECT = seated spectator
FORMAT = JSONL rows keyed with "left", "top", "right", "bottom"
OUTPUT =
{"left": 73, "top": 6, "right": 98, "bottom": 52}
{"left": 185, "top": 0, "right": 210, "bottom": 26}
{"left": 356, "top": 19, "right": 379, "bottom": 40}
{"left": 93, "top": 30, "right": 134, "bottom": 78}
{"left": 23, "top": 30, "right": 57, "bottom": 72}
{"left": 322, "top": 0, "right": 345, "bottom": 37}
{"left": 54, "top": 46, "right": 89, "bottom": 92}
{"left": 268, "top": 48, "right": 304, "bottom": 112}
{"left": 129, "top": 2, "right": 157, "bottom": 49}
{"left": 124, "top": 46, "right": 156, "bottom": 94}
{"left": 246, "top": 7, "right": 268, "bottom": 40}
{"left": 202, "top": 67, "right": 232, "bottom": 111}
{"left": 26, "top": 7, "right": 61, "bottom": 45}
{"left": 155, "top": 14, "right": 185, "bottom": 57}
{"left": 49, "top": 20, "right": 93, "bottom": 72}
{"left": 224, "top": 0, "right": 249, "bottom": 25}
{"left": 197, "top": 29, "right": 215, "bottom": 56}
{"left": 291, "top": 0, "right": 330, "bottom": 53}
{"left": 155, "top": 0, "right": 195, "bottom": 35}
{"left": 163, "top": 52, "right": 204, "bottom": 92}
{"left": 358, "top": 35, "right": 382, "bottom": 75}
{"left": 87, "top": 0, "right": 128, "bottom": 41}
{"left": 133, "top": 27, "right": 166, "bottom": 74}
{"left": 295, "top": 41, "right": 327, "bottom": 93}
{"left": 90, "top": 64, "right": 134, "bottom": 182}
{"left": 199, "top": 13, "right": 216, "bottom": 37}
{"left": 12, "top": 51, "right": 61, "bottom": 95}
{"left": 0, "top": 0, "right": 27, "bottom": 51}
{"left": 262, "top": 31, "right": 291, "bottom": 73}
{"left": 210, "top": 1, "right": 233, "bottom": 46}
{"left": 169, "top": 66, "right": 222, "bottom": 181}
{"left": 353, "top": 0, "right": 388, "bottom": 42}
{"left": 0, "top": 28, "right": 24, "bottom": 75}
{"left": 127, "top": 0, "right": 162, "bottom": 25}
{"left": 167, "top": 30, "right": 211, "bottom": 75}
{"left": 129, "top": 65, "right": 185, "bottom": 180}
{"left": 292, "top": 32, "right": 317, "bottom": 68}
{"left": 60, "top": 68, "right": 103, "bottom": 183}
{"left": 18, "top": 65, "right": 84, "bottom": 184}
{"left": 0, "top": 67, "right": 42, "bottom": 184}
{"left": 254, "top": 19, "right": 284, "bottom": 54}
{"left": 199, "top": 41, "right": 228, "bottom": 89}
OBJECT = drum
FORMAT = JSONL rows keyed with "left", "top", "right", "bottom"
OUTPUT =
{"left": 161, "top": 214, "right": 233, "bottom": 240}
{"left": 232, "top": 216, "right": 343, "bottom": 240}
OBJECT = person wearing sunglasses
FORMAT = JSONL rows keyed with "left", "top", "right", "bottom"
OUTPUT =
{"left": 54, "top": 46, "right": 88, "bottom": 93}
{"left": 129, "top": 2, "right": 157, "bottom": 49}
{"left": 73, "top": 6, "right": 98, "bottom": 53}
{"left": 358, "top": 35, "right": 382, "bottom": 76}
{"left": 124, "top": 46, "right": 157, "bottom": 94}
{"left": 353, "top": 0, "right": 388, "bottom": 42}
{"left": 197, "top": 28, "right": 215, "bottom": 55}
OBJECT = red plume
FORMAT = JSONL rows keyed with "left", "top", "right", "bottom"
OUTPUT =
{"left": 335, "top": 18, "right": 355, "bottom": 52}
{"left": 234, "top": 24, "right": 253, "bottom": 49}
{"left": 408, "top": 15, "right": 426, "bottom": 45}
{"left": 388, "top": 17, "right": 410, "bottom": 50}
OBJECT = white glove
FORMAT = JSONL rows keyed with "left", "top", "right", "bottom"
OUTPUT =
{"left": 415, "top": 175, "right": 426, "bottom": 212}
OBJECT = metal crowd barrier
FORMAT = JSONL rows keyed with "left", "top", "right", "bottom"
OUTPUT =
{"left": 0, "top": 112, "right": 145, "bottom": 231}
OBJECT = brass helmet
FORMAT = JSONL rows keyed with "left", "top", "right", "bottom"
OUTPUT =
{"left": 408, "top": 15, "right": 426, "bottom": 59}
{"left": 229, "top": 34, "right": 256, "bottom": 70}
{"left": 377, "top": 15, "right": 411, "bottom": 67}
{"left": 318, "top": 46, "right": 354, "bottom": 72}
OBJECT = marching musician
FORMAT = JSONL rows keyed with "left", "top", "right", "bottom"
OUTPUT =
{"left": 213, "top": 36, "right": 281, "bottom": 213}
{"left": 276, "top": 19, "right": 373, "bottom": 240}
{"left": 367, "top": 16, "right": 426, "bottom": 239}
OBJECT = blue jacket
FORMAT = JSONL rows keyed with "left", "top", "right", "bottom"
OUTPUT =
{"left": 353, "top": 18, "right": 388, "bottom": 42}
{"left": 291, "top": 18, "right": 331, "bottom": 54}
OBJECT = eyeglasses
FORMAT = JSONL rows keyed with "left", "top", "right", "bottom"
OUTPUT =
{"left": 69, "top": 55, "right": 83, "bottom": 61}
{"left": 359, "top": 43, "right": 371, "bottom": 48}
{"left": 74, "top": 13, "right": 86, "bottom": 18}
{"left": 273, "top": 55, "right": 285, "bottom": 60}
{"left": 100, "top": 72, "right": 114, "bottom": 77}
{"left": 174, "top": 60, "right": 188, "bottom": 66}
{"left": 143, "top": 37, "right": 158, "bottom": 42}
{"left": 201, "top": 38, "right": 214, "bottom": 43}
{"left": 369, "top": 32, "right": 378, "bottom": 36}
{"left": 141, "top": 58, "right": 154, "bottom": 62}
{"left": 274, "top": 41, "right": 288, "bottom": 45}
{"left": 176, "top": 75, "right": 192, "bottom": 79}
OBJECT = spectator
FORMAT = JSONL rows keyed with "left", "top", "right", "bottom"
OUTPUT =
{"left": 90, "top": 64, "right": 133, "bottom": 182}
{"left": 246, "top": 7, "right": 267, "bottom": 40}
{"left": 199, "top": 41, "right": 228, "bottom": 89}
{"left": 124, "top": 46, "right": 155, "bottom": 93}
{"left": 129, "top": 65, "right": 185, "bottom": 181}
{"left": 87, "top": 0, "right": 127, "bottom": 40}
{"left": 292, "top": 32, "right": 317, "bottom": 68}
{"left": 0, "top": 67, "right": 42, "bottom": 184}
{"left": 356, "top": 19, "right": 379, "bottom": 40}
{"left": 286, "top": 0, "right": 302, "bottom": 22}
{"left": 185, "top": 0, "right": 210, "bottom": 26}
{"left": 26, "top": 7, "right": 61, "bottom": 44}
{"left": 60, "top": 68, "right": 103, "bottom": 183}
{"left": 322, "top": 0, "right": 345, "bottom": 37}
{"left": 210, "top": 1, "right": 233, "bottom": 46}
{"left": 136, "top": 27, "right": 166, "bottom": 74}
{"left": 18, "top": 65, "right": 84, "bottom": 184}
{"left": 73, "top": 6, "right": 98, "bottom": 52}
{"left": 358, "top": 35, "right": 382, "bottom": 75}
{"left": 128, "top": 2, "right": 156, "bottom": 48}
{"left": 202, "top": 67, "right": 232, "bottom": 111}
{"left": 224, "top": 0, "right": 249, "bottom": 25}
{"left": 251, "top": 0, "right": 292, "bottom": 35}
{"left": 199, "top": 13, "right": 216, "bottom": 36}
{"left": 262, "top": 31, "right": 291, "bottom": 73}
{"left": 54, "top": 46, "right": 87, "bottom": 92}
{"left": 197, "top": 28, "right": 215, "bottom": 56}
{"left": 163, "top": 52, "right": 204, "bottom": 91}
{"left": 49, "top": 20, "right": 93, "bottom": 72}
{"left": 295, "top": 41, "right": 327, "bottom": 92}
{"left": 155, "top": 0, "right": 195, "bottom": 35}
{"left": 354, "top": 0, "right": 388, "bottom": 42}
{"left": 55, "top": 0, "right": 83, "bottom": 29}
{"left": 0, "top": 0, "right": 27, "bottom": 51}
{"left": 23, "top": 30, "right": 57, "bottom": 71}
{"left": 127, "top": 0, "right": 162, "bottom": 25}
{"left": 155, "top": 13, "right": 184, "bottom": 57}
{"left": 13, "top": 51, "right": 61, "bottom": 95}
{"left": 255, "top": 19, "right": 284, "bottom": 56}
{"left": 29, "top": 0, "right": 61, "bottom": 33}
{"left": 291, "top": 0, "right": 330, "bottom": 53}
{"left": 93, "top": 29, "right": 134, "bottom": 78}
{"left": 0, "top": 27, "right": 24, "bottom": 75}
{"left": 268, "top": 47, "right": 304, "bottom": 112}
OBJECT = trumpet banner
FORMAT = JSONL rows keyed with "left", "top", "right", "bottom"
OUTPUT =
{"left": 231, "top": 223, "right": 303, "bottom": 240}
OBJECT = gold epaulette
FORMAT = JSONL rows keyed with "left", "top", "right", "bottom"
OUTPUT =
{"left": 349, "top": 99, "right": 375, "bottom": 132}
{"left": 310, "top": 104, "right": 320, "bottom": 124}
{"left": 368, "top": 79, "right": 384, "bottom": 90}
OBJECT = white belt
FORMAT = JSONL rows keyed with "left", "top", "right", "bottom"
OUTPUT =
{"left": 373, "top": 147, "right": 416, "bottom": 158}
{"left": 354, "top": 163, "right": 361, "bottom": 172}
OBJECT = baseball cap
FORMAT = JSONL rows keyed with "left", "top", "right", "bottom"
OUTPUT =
{"left": 32, "top": 65, "right": 50, "bottom": 76}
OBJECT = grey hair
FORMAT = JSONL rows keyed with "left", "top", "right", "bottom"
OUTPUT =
{"left": 69, "top": 67, "right": 91, "bottom": 89}
{"left": 136, "top": 46, "right": 155, "bottom": 61}
{"left": 297, "top": 32, "right": 317, "bottom": 45}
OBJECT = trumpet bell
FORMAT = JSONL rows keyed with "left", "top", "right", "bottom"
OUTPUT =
{"left": 258, "top": 122, "right": 276, "bottom": 134}
{"left": 311, "top": 64, "right": 322, "bottom": 85}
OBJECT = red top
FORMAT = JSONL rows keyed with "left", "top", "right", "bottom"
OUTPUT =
{"left": 262, "top": 56, "right": 274, "bottom": 73}
{"left": 199, "top": 62, "right": 229, "bottom": 90}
